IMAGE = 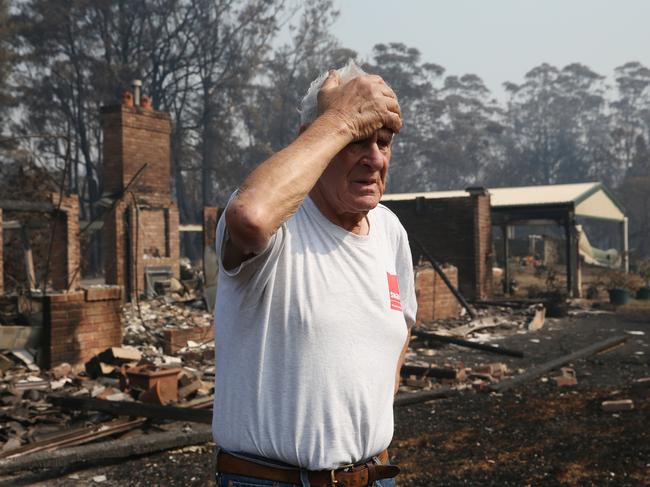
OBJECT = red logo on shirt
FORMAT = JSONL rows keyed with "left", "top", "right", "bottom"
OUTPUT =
{"left": 387, "top": 272, "right": 402, "bottom": 311}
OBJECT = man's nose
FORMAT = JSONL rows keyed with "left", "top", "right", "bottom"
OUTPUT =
{"left": 359, "top": 141, "right": 385, "bottom": 170}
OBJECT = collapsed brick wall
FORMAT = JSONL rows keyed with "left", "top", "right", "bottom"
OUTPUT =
{"left": 49, "top": 194, "right": 81, "bottom": 291}
{"left": 1, "top": 194, "right": 80, "bottom": 292}
{"left": 1, "top": 213, "right": 47, "bottom": 291}
{"left": 162, "top": 326, "right": 214, "bottom": 355}
{"left": 415, "top": 264, "right": 459, "bottom": 323}
{"left": 383, "top": 193, "right": 493, "bottom": 300}
{"left": 42, "top": 287, "right": 123, "bottom": 367}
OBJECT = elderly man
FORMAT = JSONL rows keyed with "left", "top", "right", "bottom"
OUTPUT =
{"left": 213, "top": 61, "right": 417, "bottom": 487}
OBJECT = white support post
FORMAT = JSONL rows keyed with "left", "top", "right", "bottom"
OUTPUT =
{"left": 622, "top": 217, "right": 629, "bottom": 273}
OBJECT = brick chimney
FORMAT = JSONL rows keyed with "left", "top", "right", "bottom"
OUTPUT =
{"left": 100, "top": 83, "right": 172, "bottom": 207}
{"left": 100, "top": 83, "right": 179, "bottom": 299}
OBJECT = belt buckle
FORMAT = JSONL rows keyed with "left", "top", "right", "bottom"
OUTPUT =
{"left": 329, "top": 469, "right": 338, "bottom": 486}
{"left": 330, "top": 463, "right": 355, "bottom": 486}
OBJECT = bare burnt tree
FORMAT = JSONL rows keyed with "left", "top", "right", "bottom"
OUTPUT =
{"left": 501, "top": 63, "right": 609, "bottom": 186}
{"left": 0, "top": 0, "right": 14, "bottom": 147}
{"left": 240, "top": 0, "right": 344, "bottom": 160}
{"left": 183, "top": 0, "right": 285, "bottom": 213}
{"left": 9, "top": 0, "right": 287, "bottom": 213}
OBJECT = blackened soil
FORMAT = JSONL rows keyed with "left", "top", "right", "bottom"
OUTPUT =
{"left": 3, "top": 313, "right": 649, "bottom": 487}
{"left": 392, "top": 312, "right": 650, "bottom": 487}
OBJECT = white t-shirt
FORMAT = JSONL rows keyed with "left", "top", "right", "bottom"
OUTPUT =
{"left": 212, "top": 195, "right": 416, "bottom": 470}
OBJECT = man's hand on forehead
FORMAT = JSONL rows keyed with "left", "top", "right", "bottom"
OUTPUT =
{"left": 317, "top": 72, "right": 402, "bottom": 142}
{"left": 378, "top": 127, "right": 395, "bottom": 142}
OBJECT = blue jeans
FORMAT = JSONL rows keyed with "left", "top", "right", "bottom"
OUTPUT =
{"left": 216, "top": 473, "right": 396, "bottom": 487}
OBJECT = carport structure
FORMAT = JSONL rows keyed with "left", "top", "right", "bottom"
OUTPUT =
{"left": 488, "top": 182, "right": 627, "bottom": 297}
{"left": 382, "top": 182, "right": 627, "bottom": 298}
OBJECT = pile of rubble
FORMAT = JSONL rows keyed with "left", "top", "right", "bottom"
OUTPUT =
{"left": 397, "top": 298, "right": 629, "bottom": 397}
{"left": 122, "top": 297, "right": 214, "bottom": 362}
{"left": 0, "top": 267, "right": 219, "bottom": 459}
{"left": 0, "top": 342, "right": 214, "bottom": 459}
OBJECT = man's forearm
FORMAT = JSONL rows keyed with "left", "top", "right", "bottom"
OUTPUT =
{"left": 226, "top": 112, "right": 351, "bottom": 256}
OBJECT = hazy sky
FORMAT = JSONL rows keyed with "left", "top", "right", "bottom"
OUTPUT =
{"left": 331, "top": 0, "right": 650, "bottom": 99}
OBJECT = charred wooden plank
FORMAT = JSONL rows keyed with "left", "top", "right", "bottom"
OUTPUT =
{"left": 0, "top": 425, "right": 212, "bottom": 474}
{"left": 0, "top": 418, "right": 144, "bottom": 459}
{"left": 48, "top": 395, "right": 212, "bottom": 424}
{"left": 413, "top": 329, "right": 525, "bottom": 358}
{"left": 394, "top": 386, "right": 459, "bottom": 407}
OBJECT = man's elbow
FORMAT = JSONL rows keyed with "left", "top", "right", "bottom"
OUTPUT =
{"left": 225, "top": 201, "right": 272, "bottom": 255}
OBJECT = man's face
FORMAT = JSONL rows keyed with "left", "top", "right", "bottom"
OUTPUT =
{"left": 314, "top": 128, "right": 394, "bottom": 216}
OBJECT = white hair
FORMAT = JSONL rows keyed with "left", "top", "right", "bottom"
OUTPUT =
{"left": 298, "top": 59, "right": 367, "bottom": 127}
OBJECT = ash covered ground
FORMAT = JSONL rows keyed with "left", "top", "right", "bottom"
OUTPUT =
{"left": 3, "top": 309, "right": 649, "bottom": 487}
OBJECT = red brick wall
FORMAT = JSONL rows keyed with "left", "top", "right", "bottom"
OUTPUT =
{"left": 141, "top": 209, "right": 167, "bottom": 257}
{"left": 0, "top": 209, "right": 3, "bottom": 295}
{"left": 42, "top": 286, "right": 123, "bottom": 367}
{"left": 383, "top": 193, "right": 492, "bottom": 300}
{"left": 474, "top": 194, "right": 493, "bottom": 299}
{"left": 415, "top": 264, "right": 460, "bottom": 323}
{"left": 49, "top": 193, "right": 80, "bottom": 291}
{"left": 136, "top": 205, "right": 180, "bottom": 296}
{"left": 103, "top": 200, "right": 128, "bottom": 291}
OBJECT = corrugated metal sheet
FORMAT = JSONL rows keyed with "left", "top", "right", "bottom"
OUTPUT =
{"left": 488, "top": 182, "right": 598, "bottom": 207}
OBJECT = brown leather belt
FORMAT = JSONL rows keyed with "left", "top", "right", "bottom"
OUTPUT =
{"left": 216, "top": 449, "right": 400, "bottom": 487}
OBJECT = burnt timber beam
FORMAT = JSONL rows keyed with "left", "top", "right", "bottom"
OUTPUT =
{"left": 413, "top": 329, "right": 525, "bottom": 358}
{"left": 0, "top": 418, "right": 145, "bottom": 460}
{"left": 0, "top": 425, "right": 212, "bottom": 475}
{"left": 48, "top": 395, "right": 212, "bottom": 424}
{"left": 394, "top": 386, "right": 459, "bottom": 407}
{"left": 489, "top": 335, "right": 628, "bottom": 393}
